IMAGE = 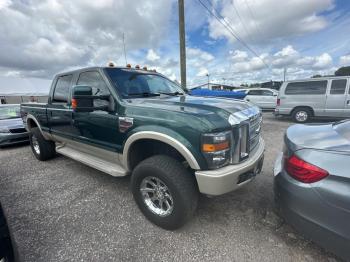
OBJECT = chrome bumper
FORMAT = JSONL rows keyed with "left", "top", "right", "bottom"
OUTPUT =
{"left": 195, "top": 138, "right": 265, "bottom": 196}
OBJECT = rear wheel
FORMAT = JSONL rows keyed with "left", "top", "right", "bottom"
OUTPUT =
{"left": 29, "top": 127, "right": 56, "bottom": 161}
{"left": 131, "top": 155, "right": 198, "bottom": 230}
{"left": 292, "top": 108, "right": 311, "bottom": 123}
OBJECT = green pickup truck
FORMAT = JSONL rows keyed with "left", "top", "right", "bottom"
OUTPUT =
{"left": 21, "top": 66, "right": 264, "bottom": 230}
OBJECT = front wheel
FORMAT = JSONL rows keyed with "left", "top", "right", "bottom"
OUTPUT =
{"left": 131, "top": 155, "right": 198, "bottom": 230}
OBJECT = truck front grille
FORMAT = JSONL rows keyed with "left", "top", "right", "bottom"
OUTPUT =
{"left": 231, "top": 112, "right": 262, "bottom": 163}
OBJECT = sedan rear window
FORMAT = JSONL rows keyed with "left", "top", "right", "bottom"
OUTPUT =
{"left": 285, "top": 81, "right": 327, "bottom": 95}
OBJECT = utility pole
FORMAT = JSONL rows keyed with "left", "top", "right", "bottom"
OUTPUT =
{"left": 206, "top": 73, "right": 210, "bottom": 89}
{"left": 123, "top": 33, "right": 127, "bottom": 65}
{"left": 283, "top": 67, "right": 287, "bottom": 82}
{"left": 178, "top": 0, "right": 187, "bottom": 90}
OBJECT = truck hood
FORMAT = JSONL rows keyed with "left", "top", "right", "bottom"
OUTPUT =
{"left": 126, "top": 95, "right": 260, "bottom": 121}
{"left": 0, "top": 117, "right": 24, "bottom": 129}
{"left": 286, "top": 121, "right": 350, "bottom": 153}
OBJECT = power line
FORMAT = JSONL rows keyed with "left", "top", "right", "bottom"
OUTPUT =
{"left": 197, "top": 0, "right": 269, "bottom": 69}
{"left": 244, "top": 0, "right": 264, "bottom": 41}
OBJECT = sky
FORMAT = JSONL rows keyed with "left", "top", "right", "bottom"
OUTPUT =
{"left": 0, "top": 0, "right": 350, "bottom": 93}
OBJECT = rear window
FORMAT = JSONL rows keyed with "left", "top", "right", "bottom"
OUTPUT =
{"left": 285, "top": 80, "right": 327, "bottom": 95}
{"left": 53, "top": 75, "right": 73, "bottom": 102}
{"left": 330, "top": 79, "right": 347, "bottom": 95}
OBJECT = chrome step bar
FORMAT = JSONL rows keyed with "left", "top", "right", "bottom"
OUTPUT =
{"left": 56, "top": 144, "right": 127, "bottom": 177}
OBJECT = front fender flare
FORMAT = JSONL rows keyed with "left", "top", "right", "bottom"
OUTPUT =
{"left": 123, "top": 131, "right": 201, "bottom": 171}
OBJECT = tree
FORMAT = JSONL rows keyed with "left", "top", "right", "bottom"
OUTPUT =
{"left": 311, "top": 74, "right": 322, "bottom": 78}
{"left": 335, "top": 66, "right": 350, "bottom": 76}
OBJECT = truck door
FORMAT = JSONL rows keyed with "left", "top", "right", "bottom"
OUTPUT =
{"left": 71, "top": 70, "right": 122, "bottom": 152}
{"left": 325, "top": 79, "right": 347, "bottom": 117}
{"left": 48, "top": 74, "right": 74, "bottom": 139}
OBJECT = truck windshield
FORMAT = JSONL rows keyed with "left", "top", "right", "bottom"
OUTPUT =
{"left": 105, "top": 68, "right": 184, "bottom": 99}
{"left": 0, "top": 105, "right": 20, "bottom": 120}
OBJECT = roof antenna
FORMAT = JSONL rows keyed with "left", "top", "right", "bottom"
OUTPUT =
{"left": 123, "top": 32, "right": 128, "bottom": 65}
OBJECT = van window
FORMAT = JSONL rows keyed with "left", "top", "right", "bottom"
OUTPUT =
{"left": 285, "top": 80, "right": 327, "bottom": 95}
{"left": 330, "top": 79, "right": 347, "bottom": 95}
{"left": 53, "top": 75, "right": 73, "bottom": 102}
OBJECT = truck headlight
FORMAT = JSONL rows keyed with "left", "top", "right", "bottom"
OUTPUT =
{"left": 0, "top": 127, "right": 10, "bottom": 133}
{"left": 201, "top": 131, "right": 232, "bottom": 169}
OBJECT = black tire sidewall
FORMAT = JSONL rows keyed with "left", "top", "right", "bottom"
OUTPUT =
{"left": 29, "top": 128, "right": 55, "bottom": 161}
{"left": 131, "top": 156, "right": 197, "bottom": 230}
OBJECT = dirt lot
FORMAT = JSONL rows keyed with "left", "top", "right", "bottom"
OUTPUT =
{"left": 0, "top": 113, "right": 340, "bottom": 261}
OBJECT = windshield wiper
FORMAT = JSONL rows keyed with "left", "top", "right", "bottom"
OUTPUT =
{"left": 127, "top": 92, "right": 161, "bottom": 97}
{"left": 159, "top": 91, "right": 184, "bottom": 96}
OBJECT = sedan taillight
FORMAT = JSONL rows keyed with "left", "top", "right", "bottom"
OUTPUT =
{"left": 285, "top": 155, "right": 329, "bottom": 183}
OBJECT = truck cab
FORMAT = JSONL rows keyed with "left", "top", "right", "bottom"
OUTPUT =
{"left": 21, "top": 66, "right": 264, "bottom": 230}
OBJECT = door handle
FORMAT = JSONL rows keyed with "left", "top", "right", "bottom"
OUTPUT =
{"left": 347, "top": 100, "right": 350, "bottom": 105}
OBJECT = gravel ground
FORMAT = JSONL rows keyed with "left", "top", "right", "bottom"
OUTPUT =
{"left": 0, "top": 113, "right": 341, "bottom": 262}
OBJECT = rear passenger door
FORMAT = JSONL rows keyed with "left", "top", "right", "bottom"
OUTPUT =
{"left": 48, "top": 74, "right": 74, "bottom": 139}
{"left": 325, "top": 79, "right": 348, "bottom": 117}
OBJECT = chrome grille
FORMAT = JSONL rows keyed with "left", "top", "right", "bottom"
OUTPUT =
{"left": 248, "top": 113, "right": 262, "bottom": 152}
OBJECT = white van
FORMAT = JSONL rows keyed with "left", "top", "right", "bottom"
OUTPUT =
{"left": 275, "top": 76, "right": 350, "bottom": 122}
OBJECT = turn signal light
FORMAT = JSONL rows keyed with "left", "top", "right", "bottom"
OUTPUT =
{"left": 202, "top": 141, "right": 229, "bottom": 152}
{"left": 285, "top": 155, "right": 329, "bottom": 183}
{"left": 71, "top": 98, "right": 77, "bottom": 109}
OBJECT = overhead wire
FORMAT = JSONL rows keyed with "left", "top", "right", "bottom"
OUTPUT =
{"left": 197, "top": 0, "right": 269, "bottom": 70}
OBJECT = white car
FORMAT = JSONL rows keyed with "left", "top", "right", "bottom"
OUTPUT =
{"left": 240, "top": 88, "right": 278, "bottom": 110}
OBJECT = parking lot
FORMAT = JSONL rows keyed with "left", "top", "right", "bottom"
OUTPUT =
{"left": 0, "top": 113, "right": 340, "bottom": 262}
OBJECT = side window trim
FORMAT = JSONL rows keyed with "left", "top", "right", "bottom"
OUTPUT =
{"left": 329, "top": 79, "right": 347, "bottom": 95}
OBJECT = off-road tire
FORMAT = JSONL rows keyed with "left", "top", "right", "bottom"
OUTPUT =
{"left": 29, "top": 127, "right": 56, "bottom": 161}
{"left": 131, "top": 155, "right": 198, "bottom": 230}
{"left": 292, "top": 107, "right": 312, "bottom": 123}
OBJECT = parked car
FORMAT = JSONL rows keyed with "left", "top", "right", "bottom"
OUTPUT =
{"left": 274, "top": 120, "right": 350, "bottom": 260}
{"left": 0, "top": 203, "right": 14, "bottom": 262}
{"left": 21, "top": 65, "right": 265, "bottom": 230}
{"left": 241, "top": 88, "right": 278, "bottom": 110}
{"left": 0, "top": 104, "right": 29, "bottom": 147}
{"left": 275, "top": 77, "right": 350, "bottom": 123}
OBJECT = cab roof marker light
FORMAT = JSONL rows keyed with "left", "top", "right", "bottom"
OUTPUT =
{"left": 126, "top": 64, "right": 131, "bottom": 68}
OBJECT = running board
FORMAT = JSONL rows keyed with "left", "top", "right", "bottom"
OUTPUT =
{"left": 56, "top": 145, "right": 127, "bottom": 177}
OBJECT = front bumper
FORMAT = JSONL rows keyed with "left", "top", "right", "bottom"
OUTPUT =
{"left": 0, "top": 132, "right": 29, "bottom": 146}
{"left": 195, "top": 138, "right": 265, "bottom": 196}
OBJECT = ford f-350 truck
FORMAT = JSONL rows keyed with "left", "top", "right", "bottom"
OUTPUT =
{"left": 21, "top": 66, "right": 264, "bottom": 230}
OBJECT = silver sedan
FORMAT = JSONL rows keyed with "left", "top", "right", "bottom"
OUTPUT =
{"left": 274, "top": 120, "right": 350, "bottom": 260}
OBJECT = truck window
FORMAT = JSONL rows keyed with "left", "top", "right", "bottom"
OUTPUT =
{"left": 285, "top": 80, "right": 327, "bottom": 95}
{"left": 77, "top": 71, "right": 110, "bottom": 95}
{"left": 53, "top": 75, "right": 73, "bottom": 103}
{"left": 330, "top": 79, "right": 347, "bottom": 95}
{"left": 248, "top": 90, "right": 263, "bottom": 96}
{"left": 77, "top": 71, "right": 110, "bottom": 107}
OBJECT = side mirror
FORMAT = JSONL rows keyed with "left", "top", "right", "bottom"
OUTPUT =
{"left": 71, "top": 85, "right": 94, "bottom": 112}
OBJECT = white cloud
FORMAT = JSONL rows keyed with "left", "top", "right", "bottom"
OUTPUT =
{"left": 312, "top": 53, "right": 332, "bottom": 69}
{"left": 208, "top": 0, "right": 333, "bottom": 43}
{"left": 146, "top": 49, "right": 160, "bottom": 62}
{"left": 229, "top": 50, "right": 248, "bottom": 62}
{"left": 0, "top": 0, "right": 174, "bottom": 78}
{"left": 339, "top": 55, "right": 350, "bottom": 66}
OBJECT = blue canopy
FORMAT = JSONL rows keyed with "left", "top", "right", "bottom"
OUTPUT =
{"left": 189, "top": 89, "right": 247, "bottom": 99}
